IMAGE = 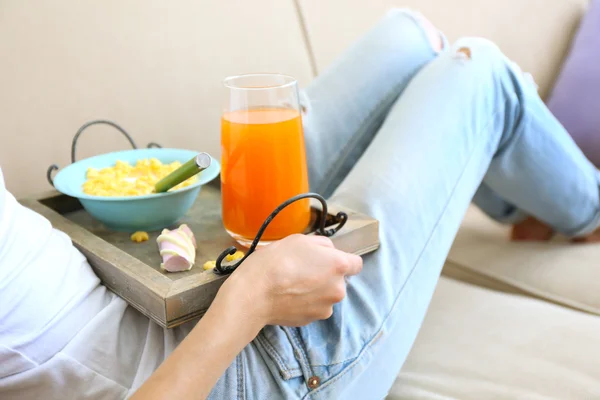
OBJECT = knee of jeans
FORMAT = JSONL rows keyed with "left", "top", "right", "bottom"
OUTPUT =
{"left": 451, "top": 37, "right": 504, "bottom": 63}
{"left": 452, "top": 37, "right": 538, "bottom": 91}
{"left": 385, "top": 8, "right": 444, "bottom": 53}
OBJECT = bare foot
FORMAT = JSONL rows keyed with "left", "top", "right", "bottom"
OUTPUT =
{"left": 572, "top": 229, "right": 600, "bottom": 243}
{"left": 511, "top": 217, "right": 554, "bottom": 242}
{"left": 512, "top": 216, "right": 600, "bottom": 243}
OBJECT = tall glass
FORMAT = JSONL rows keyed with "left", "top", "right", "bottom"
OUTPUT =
{"left": 221, "top": 73, "right": 310, "bottom": 247}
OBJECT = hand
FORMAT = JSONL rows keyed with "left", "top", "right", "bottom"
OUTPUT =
{"left": 219, "top": 234, "right": 363, "bottom": 328}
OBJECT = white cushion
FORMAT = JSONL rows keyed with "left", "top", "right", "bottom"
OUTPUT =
{"left": 444, "top": 206, "right": 600, "bottom": 316}
{"left": 390, "top": 276, "right": 600, "bottom": 399}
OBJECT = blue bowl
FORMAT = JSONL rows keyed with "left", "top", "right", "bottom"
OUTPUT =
{"left": 53, "top": 148, "right": 221, "bottom": 232}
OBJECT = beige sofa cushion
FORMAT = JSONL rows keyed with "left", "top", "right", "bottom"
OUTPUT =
{"left": 444, "top": 206, "right": 600, "bottom": 316}
{"left": 298, "top": 0, "right": 588, "bottom": 99}
{"left": 390, "top": 277, "right": 600, "bottom": 399}
{"left": 0, "top": 0, "right": 314, "bottom": 197}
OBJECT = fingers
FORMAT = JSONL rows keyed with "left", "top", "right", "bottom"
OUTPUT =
{"left": 280, "top": 234, "right": 334, "bottom": 248}
{"left": 316, "top": 246, "right": 362, "bottom": 277}
{"left": 339, "top": 252, "right": 363, "bottom": 276}
{"left": 305, "top": 234, "right": 335, "bottom": 248}
{"left": 316, "top": 239, "right": 362, "bottom": 276}
{"left": 280, "top": 234, "right": 362, "bottom": 276}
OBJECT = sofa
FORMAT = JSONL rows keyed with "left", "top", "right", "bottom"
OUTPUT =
{"left": 1, "top": 0, "right": 598, "bottom": 398}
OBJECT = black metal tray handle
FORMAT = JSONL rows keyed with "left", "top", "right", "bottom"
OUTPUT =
{"left": 46, "top": 119, "right": 162, "bottom": 186}
{"left": 214, "top": 193, "right": 348, "bottom": 275}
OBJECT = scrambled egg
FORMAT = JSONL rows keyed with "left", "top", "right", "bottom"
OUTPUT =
{"left": 203, "top": 251, "right": 245, "bottom": 271}
{"left": 130, "top": 231, "right": 149, "bottom": 243}
{"left": 82, "top": 158, "right": 198, "bottom": 197}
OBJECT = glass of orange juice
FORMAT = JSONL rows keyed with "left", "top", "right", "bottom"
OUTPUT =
{"left": 221, "top": 73, "right": 311, "bottom": 247}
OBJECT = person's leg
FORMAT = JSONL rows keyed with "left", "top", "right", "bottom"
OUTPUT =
{"left": 300, "top": 9, "right": 531, "bottom": 232}
{"left": 206, "top": 9, "right": 446, "bottom": 399}
{"left": 301, "top": 9, "right": 443, "bottom": 197}
{"left": 211, "top": 13, "right": 600, "bottom": 400}
{"left": 473, "top": 184, "right": 557, "bottom": 241}
{"left": 291, "top": 38, "right": 600, "bottom": 399}
{"left": 207, "top": 35, "right": 599, "bottom": 399}
{"left": 472, "top": 183, "right": 526, "bottom": 223}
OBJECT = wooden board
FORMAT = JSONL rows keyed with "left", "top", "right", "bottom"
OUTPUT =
{"left": 20, "top": 184, "right": 379, "bottom": 328}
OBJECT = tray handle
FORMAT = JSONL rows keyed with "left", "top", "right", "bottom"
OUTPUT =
{"left": 214, "top": 193, "right": 348, "bottom": 275}
{"left": 47, "top": 120, "right": 163, "bottom": 186}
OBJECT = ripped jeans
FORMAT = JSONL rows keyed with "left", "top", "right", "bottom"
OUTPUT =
{"left": 208, "top": 9, "right": 600, "bottom": 400}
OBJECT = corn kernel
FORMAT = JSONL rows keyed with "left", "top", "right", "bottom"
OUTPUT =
{"left": 203, "top": 260, "right": 216, "bottom": 270}
{"left": 203, "top": 251, "right": 244, "bottom": 271}
{"left": 130, "top": 231, "right": 149, "bottom": 243}
{"left": 225, "top": 251, "right": 245, "bottom": 262}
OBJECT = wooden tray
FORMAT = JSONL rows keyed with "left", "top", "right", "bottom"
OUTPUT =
{"left": 20, "top": 182, "right": 379, "bottom": 328}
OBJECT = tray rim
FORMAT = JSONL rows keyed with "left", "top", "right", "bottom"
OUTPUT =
{"left": 20, "top": 187, "right": 379, "bottom": 328}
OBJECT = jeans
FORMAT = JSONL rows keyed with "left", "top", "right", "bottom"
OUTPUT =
{"left": 208, "top": 9, "right": 600, "bottom": 400}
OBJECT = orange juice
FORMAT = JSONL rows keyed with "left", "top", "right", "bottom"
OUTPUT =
{"left": 221, "top": 107, "right": 310, "bottom": 243}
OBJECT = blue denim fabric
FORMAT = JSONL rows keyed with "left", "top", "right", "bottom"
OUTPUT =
{"left": 208, "top": 9, "right": 600, "bottom": 400}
